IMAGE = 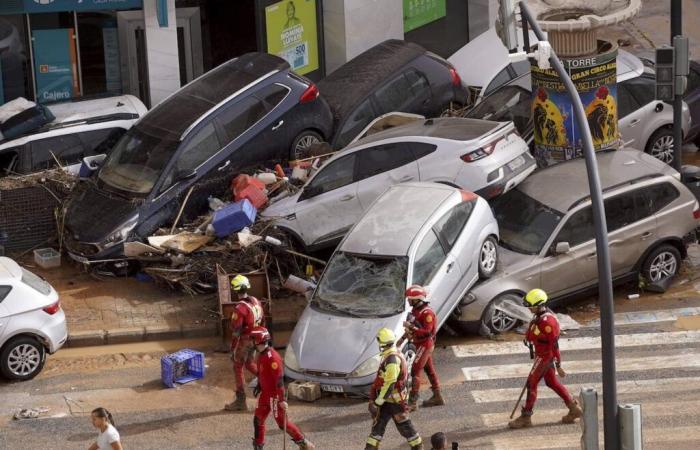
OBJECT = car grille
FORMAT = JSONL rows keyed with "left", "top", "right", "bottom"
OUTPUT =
{"left": 63, "top": 232, "right": 100, "bottom": 256}
{"left": 304, "top": 370, "right": 348, "bottom": 378}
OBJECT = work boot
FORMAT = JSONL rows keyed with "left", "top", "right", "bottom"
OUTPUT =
{"left": 364, "top": 443, "right": 379, "bottom": 450}
{"left": 252, "top": 441, "right": 263, "bottom": 450}
{"left": 296, "top": 439, "right": 316, "bottom": 450}
{"left": 561, "top": 399, "right": 583, "bottom": 424}
{"left": 408, "top": 391, "right": 419, "bottom": 412}
{"left": 508, "top": 410, "right": 533, "bottom": 429}
{"left": 224, "top": 391, "right": 247, "bottom": 411}
{"left": 410, "top": 443, "right": 424, "bottom": 450}
{"left": 421, "top": 388, "right": 445, "bottom": 407}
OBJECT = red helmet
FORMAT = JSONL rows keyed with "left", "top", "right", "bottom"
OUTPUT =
{"left": 250, "top": 326, "right": 271, "bottom": 346}
{"left": 405, "top": 285, "right": 428, "bottom": 302}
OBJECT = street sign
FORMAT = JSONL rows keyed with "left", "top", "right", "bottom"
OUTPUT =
{"left": 655, "top": 46, "right": 675, "bottom": 101}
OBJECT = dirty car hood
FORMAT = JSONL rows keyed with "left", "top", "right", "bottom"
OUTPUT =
{"left": 290, "top": 306, "right": 404, "bottom": 374}
{"left": 65, "top": 183, "right": 140, "bottom": 243}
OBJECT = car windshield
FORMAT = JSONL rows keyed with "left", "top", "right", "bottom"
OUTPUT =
{"left": 465, "top": 86, "right": 532, "bottom": 135}
{"left": 311, "top": 252, "right": 408, "bottom": 318}
{"left": 98, "top": 125, "right": 179, "bottom": 196}
{"left": 21, "top": 268, "right": 51, "bottom": 296}
{"left": 492, "top": 189, "right": 564, "bottom": 255}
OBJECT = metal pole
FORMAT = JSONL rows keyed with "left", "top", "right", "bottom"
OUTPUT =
{"left": 580, "top": 388, "right": 600, "bottom": 450}
{"left": 521, "top": 11, "right": 530, "bottom": 51}
{"left": 671, "top": 0, "right": 683, "bottom": 171}
{"left": 519, "top": 3, "right": 618, "bottom": 449}
{"left": 618, "top": 404, "right": 643, "bottom": 450}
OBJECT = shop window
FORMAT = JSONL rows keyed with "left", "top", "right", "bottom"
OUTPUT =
{"left": 403, "top": 0, "right": 469, "bottom": 58}
{"left": 77, "top": 12, "right": 122, "bottom": 96}
{"left": 0, "top": 15, "right": 34, "bottom": 104}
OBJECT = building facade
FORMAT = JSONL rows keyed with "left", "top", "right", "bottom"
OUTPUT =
{"left": 0, "top": 0, "right": 497, "bottom": 108}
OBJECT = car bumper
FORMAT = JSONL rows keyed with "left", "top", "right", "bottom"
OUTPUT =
{"left": 475, "top": 152, "right": 536, "bottom": 199}
{"left": 44, "top": 309, "right": 68, "bottom": 354}
{"left": 284, "top": 366, "right": 374, "bottom": 396}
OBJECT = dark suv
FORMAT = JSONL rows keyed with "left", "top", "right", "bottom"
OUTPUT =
{"left": 64, "top": 53, "right": 333, "bottom": 262}
{"left": 319, "top": 40, "right": 469, "bottom": 149}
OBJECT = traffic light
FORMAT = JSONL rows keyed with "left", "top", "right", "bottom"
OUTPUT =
{"left": 655, "top": 46, "right": 675, "bottom": 102}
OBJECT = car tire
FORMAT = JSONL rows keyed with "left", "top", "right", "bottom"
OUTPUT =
{"left": 478, "top": 236, "right": 498, "bottom": 279}
{"left": 290, "top": 130, "right": 323, "bottom": 161}
{"left": 645, "top": 128, "right": 675, "bottom": 165}
{"left": 641, "top": 244, "right": 681, "bottom": 285}
{"left": 483, "top": 293, "right": 521, "bottom": 334}
{"left": 0, "top": 336, "right": 46, "bottom": 381}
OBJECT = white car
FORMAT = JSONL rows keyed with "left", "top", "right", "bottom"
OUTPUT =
{"left": 0, "top": 257, "right": 67, "bottom": 380}
{"left": 264, "top": 116, "right": 534, "bottom": 251}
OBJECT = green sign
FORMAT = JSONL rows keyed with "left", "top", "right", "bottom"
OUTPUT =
{"left": 265, "top": 0, "right": 319, "bottom": 76}
{"left": 403, "top": 0, "right": 446, "bottom": 32}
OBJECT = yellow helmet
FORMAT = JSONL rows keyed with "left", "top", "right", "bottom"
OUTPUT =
{"left": 524, "top": 289, "right": 548, "bottom": 307}
{"left": 376, "top": 328, "right": 396, "bottom": 347}
{"left": 231, "top": 274, "right": 251, "bottom": 292}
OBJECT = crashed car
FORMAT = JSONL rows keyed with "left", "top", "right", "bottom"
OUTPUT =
{"left": 264, "top": 116, "right": 533, "bottom": 251}
{"left": 450, "top": 149, "right": 700, "bottom": 335}
{"left": 284, "top": 182, "right": 499, "bottom": 394}
{"left": 63, "top": 52, "right": 333, "bottom": 262}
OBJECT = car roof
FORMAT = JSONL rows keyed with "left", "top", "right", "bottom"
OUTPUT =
{"left": 47, "top": 95, "right": 147, "bottom": 124}
{"left": 348, "top": 117, "right": 502, "bottom": 148}
{"left": 0, "top": 257, "right": 21, "bottom": 279}
{"left": 517, "top": 149, "right": 678, "bottom": 212}
{"left": 318, "top": 40, "right": 426, "bottom": 126}
{"left": 340, "top": 182, "right": 457, "bottom": 256}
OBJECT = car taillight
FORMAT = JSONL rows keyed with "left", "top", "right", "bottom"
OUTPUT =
{"left": 460, "top": 134, "right": 509, "bottom": 162}
{"left": 300, "top": 83, "right": 319, "bottom": 104}
{"left": 42, "top": 301, "right": 61, "bottom": 315}
{"left": 693, "top": 201, "right": 700, "bottom": 219}
{"left": 449, "top": 67, "right": 461, "bottom": 87}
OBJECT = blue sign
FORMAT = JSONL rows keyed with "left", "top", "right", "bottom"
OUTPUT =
{"left": 33, "top": 29, "right": 75, "bottom": 104}
{"left": 3, "top": 0, "right": 144, "bottom": 15}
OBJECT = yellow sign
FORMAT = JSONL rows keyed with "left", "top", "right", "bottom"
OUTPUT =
{"left": 265, "top": 0, "right": 319, "bottom": 75}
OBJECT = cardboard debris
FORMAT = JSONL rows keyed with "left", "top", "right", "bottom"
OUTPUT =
{"left": 124, "top": 241, "right": 165, "bottom": 257}
{"left": 237, "top": 232, "right": 263, "bottom": 248}
{"left": 148, "top": 235, "right": 177, "bottom": 249}
{"left": 160, "top": 232, "right": 213, "bottom": 254}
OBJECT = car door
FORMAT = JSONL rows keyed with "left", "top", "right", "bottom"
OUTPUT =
{"left": 617, "top": 81, "right": 644, "bottom": 147}
{"left": 354, "top": 142, "right": 420, "bottom": 209}
{"left": 0, "top": 286, "right": 11, "bottom": 342}
{"left": 374, "top": 70, "right": 431, "bottom": 117}
{"left": 684, "top": 66, "right": 700, "bottom": 134}
{"left": 249, "top": 82, "right": 295, "bottom": 162}
{"left": 295, "top": 153, "right": 362, "bottom": 246}
{"left": 620, "top": 77, "right": 665, "bottom": 150}
{"left": 333, "top": 98, "right": 378, "bottom": 149}
{"left": 215, "top": 95, "right": 271, "bottom": 170}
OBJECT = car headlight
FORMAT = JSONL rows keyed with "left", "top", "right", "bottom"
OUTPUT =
{"left": 284, "top": 344, "right": 301, "bottom": 372}
{"left": 103, "top": 215, "right": 139, "bottom": 248}
{"left": 350, "top": 354, "right": 381, "bottom": 378}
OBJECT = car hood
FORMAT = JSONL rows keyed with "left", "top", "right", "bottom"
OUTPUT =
{"left": 261, "top": 191, "right": 301, "bottom": 219}
{"left": 65, "top": 182, "right": 140, "bottom": 243}
{"left": 289, "top": 306, "right": 404, "bottom": 374}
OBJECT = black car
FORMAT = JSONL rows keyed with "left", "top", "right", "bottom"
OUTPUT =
{"left": 64, "top": 53, "right": 333, "bottom": 261}
{"left": 319, "top": 40, "right": 469, "bottom": 150}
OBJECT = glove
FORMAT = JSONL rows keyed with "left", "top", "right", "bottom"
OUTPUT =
{"left": 556, "top": 365, "right": 566, "bottom": 378}
{"left": 368, "top": 401, "right": 378, "bottom": 417}
{"left": 279, "top": 401, "right": 288, "bottom": 410}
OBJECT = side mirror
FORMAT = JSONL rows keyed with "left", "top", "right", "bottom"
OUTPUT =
{"left": 175, "top": 168, "right": 197, "bottom": 182}
{"left": 655, "top": 103, "right": 664, "bottom": 113}
{"left": 554, "top": 242, "right": 571, "bottom": 254}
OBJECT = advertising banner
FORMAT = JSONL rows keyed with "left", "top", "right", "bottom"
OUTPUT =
{"left": 403, "top": 0, "right": 447, "bottom": 32}
{"left": 531, "top": 47, "right": 620, "bottom": 167}
{"left": 265, "top": 0, "right": 319, "bottom": 76}
{"left": 32, "top": 28, "right": 79, "bottom": 104}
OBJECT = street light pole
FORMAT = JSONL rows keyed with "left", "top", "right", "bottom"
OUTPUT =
{"left": 671, "top": 0, "right": 683, "bottom": 171}
{"left": 518, "top": 3, "right": 618, "bottom": 449}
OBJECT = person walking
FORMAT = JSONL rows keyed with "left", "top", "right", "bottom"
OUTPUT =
{"left": 249, "top": 326, "right": 315, "bottom": 449}
{"left": 508, "top": 289, "right": 583, "bottom": 429}
{"left": 88, "top": 407, "right": 122, "bottom": 450}
{"left": 225, "top": 274, "right": 265, "bottom": 412}
{"left": 366, "top": 328, "right": 423, "bottom": 450}
{"left": 403, "top": 285, "right": 444, "bottom": 411}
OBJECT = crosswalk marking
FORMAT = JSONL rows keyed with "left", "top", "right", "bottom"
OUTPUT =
{"left": 462, "top": 353, "right": 700, "bottom": 381}
{"left": 453, "top": 330, "right": 700, "bottom": 357}
{"left": 470, "top": 376, "right": 700, "bottom": 403}
{"left": 586, "top": 307, "right": 700, "bottom": 327}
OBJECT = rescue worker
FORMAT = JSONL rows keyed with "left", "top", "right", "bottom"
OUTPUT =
{"left": 508, "top": 289, "right": 583, "bottom": 429}
{"left": 250, "top": 326, "right": 315, "bottom": 450}
{"left": 403, "top": 285, "right": 444, "bottom": 411}
{"left": 225, "top": 275, "right": 265, "bottom": 412}
{"left": 366, "top": 328, "right": 424, "bottom": 450}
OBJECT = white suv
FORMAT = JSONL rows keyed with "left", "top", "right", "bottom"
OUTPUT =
{"left": 0, "top": 257, "right": 67, "bottom": 380}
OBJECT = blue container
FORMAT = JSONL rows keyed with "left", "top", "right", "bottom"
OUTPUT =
{"left": 161, "top": 349, "right": 205, "bottom": 388}
{"left": 212, "top": 199, "right": 257, "bottom": 238}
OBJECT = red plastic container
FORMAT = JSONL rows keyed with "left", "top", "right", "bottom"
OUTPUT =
{"left": 235, "top": 185, "right": 267, "bottom": 209}
{"left": 231, "top": 174, "right": 265, "bottom": 194}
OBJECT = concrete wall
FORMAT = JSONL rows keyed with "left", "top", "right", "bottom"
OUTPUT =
{"left": 143, "top": 0, "right": 180, "bottom": 107}
{"left": 468, "top": 0, "right": 499, "bottom": 40}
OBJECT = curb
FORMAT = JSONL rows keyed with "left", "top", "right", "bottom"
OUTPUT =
{"left": 65, "top": 323, "right": 218, "bottom": 348}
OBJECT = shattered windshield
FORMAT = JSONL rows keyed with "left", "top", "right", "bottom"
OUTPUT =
{"left": 312, "top": 252, "right": 408, "bottom": 318}
{"left": 98, "top": 125, "right": 179, "bottom": 196}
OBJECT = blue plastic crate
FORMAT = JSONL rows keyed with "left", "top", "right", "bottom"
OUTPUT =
{"left": 161, "top": 349, "right": 205, "bottom": 388}
{"left": 212, "top": 199, "right": 257, "bottom": 238}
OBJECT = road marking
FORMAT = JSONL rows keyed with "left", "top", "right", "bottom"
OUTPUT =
{"left": 586, "top": 307, "right": 700, "bottom": 327}
{"left": 452, "top": 330, "right": 700, "bottom": 357}
{"left": 471, "top": 376, "right": 700, "bottom": 403}
{"left": 462, "top": 353, "right": 700, "bottom": 381}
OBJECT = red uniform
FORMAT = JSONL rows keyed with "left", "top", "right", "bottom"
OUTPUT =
{"left": 407, "top": 304, "right": 440, "bottom": 395}
{"left": 523, "top": 310, "right": 573, "bottom": 414}
{"left": 230, "top": 295, "right": 264, "bottom": 394}
{"left": 253, "top": 347, "right": 305, "bottom": 446}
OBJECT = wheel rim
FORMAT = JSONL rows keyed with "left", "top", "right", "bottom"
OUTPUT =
{"left": 648, "top": 251, "right": 678, "bottom": 282}
{"left": 480, "top": 240, "right": 497, "bottom": 274}
{"left": 294, "top": 134, "right": 321, "bottom": 159}
{"left": 650, "top": 135, "right": 674, "bottom": 164}
{"left": 490, "top": 301, "right": 517, "bottom": 332}
{"left": 7, "top": 344, "right": 41, "bottom": 377}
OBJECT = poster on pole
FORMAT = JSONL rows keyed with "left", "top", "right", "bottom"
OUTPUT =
{"left": 403, "top": 0, "right": 446, "bottom": 32}
{"left": 32, "top": 28, "right": 80, "bottom": 104}
{"left": 265, "top": 0, "right": 319, "bottom": 76}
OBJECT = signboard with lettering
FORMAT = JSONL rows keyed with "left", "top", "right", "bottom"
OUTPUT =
{"left": 1, "top": 0, "right": 142, "bottom": 15}
{"left": 403, "top": 0, "right": 446, "bottom": 33}
{"left": 265, "top": 0, "right": 319, "bottom": 76}
{"left": 32, "top": 28, "right": 80, "bottom": 103}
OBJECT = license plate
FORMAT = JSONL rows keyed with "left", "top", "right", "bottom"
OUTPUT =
{"left": 508, "top": 156, "right": 525, "bottom": 171}
{"left": 321, "top": 384, "right": 344, "bottom": 393}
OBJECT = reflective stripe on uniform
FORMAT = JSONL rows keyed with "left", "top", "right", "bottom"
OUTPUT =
{"left": 238, "top": 299, "right": 263, "bottom": 326}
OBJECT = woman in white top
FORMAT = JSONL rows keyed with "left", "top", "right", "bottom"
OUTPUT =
{"left": 88, "top": 407, "right": 123, "bottom": 450}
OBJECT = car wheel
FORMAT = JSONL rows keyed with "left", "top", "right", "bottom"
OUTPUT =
{"left": 641, "top": 244, "right": 681, "bottom": 285}
{"left": 0, "top": 336, "right": 46, "bottom": 381}
{"left": 478, "top": 236, "right": 498, "bottom": 279}
{"left": 290, "top": 130, "right": 323, "bottom": 161}
{"left": 645, "top": 128, "right": 675, "bottom": 165}
{"left": 484, "top": 294, "right": 521, "bottom": 334}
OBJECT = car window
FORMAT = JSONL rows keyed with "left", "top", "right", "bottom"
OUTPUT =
{"left": 0, "top": 286, "right": 11, "bottom": 303}
{"left": 257, "top": 83, "right": 290, "bottom": 110}
{"left": 465, "top": 86, "right": 532, "bottom": 134}
{"left": 412, "top": 230, "right": 447, "bottom": 286}
{"left": 512, "top": 60, "right": 530, "bottom": 77}
{"left": 554, "top": 207, "right": 594, "bottom": 248}
{"left": 336, "top": 99, "right": 375, "bottom": 148}
{"left": 374, "top": 73, "right": 413, "bottom": 114}
{"left": 217, "top": 96, "right": 267, "bottom": 143}
{"left": 356, "top": 143, "right": 416, "bottom": 180}
{"left": 77, "top": 128, "right": 126, "bottom": 154}
{"left": 638, "top": 182, "right": 680, "bottom": 216}
{"left": 617, "top": 84, "right": 641, "bottom": 119}
{"left": 303, "top": 153, "right": 357, "bottom": 198}
{"left": 622, "top": 77, "right": 655, "bottom": 107}
{"left": 686, "top": 67, "right": 700, "bottom": 97}
{"left": 411, "top": 142, "right": 437, "bottom": 159}
{"left": 484, "top": 66, "right": 512, "bottom": 95}
{"left": 606, "top": 191, "right": 642, "bottom": 232}
{"left": 30, "top": 134, "right": 85, "bottom": 168}
{"left": 0, "top": 146, "right": 23, "bottom": 176}
{"left": 433, "top": 201, "right": 475, "bottom": 251}
{"left": 405, "top": 69, "right": 430, "bottom": 98}
{"left": 159, "top": 122, "right": 220, "bottom": 193}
